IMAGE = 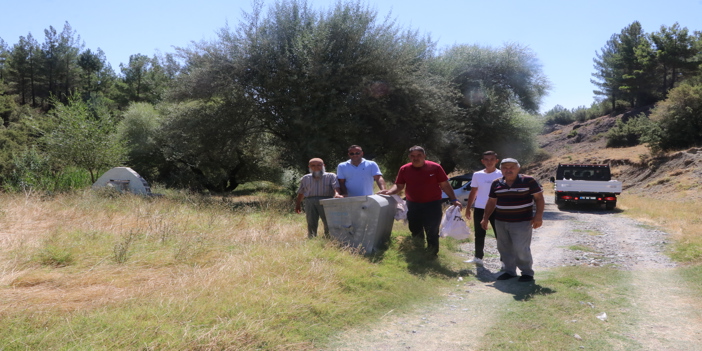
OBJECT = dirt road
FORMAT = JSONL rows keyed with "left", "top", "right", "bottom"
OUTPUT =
{"left": 326, "top": 200, "right": 702, "bottom": 350}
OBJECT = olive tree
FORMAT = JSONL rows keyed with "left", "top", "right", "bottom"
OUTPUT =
{"left": 115, "top": 102, "right": 165, "bottom": 181}
{"left": 430, "top": 44, "right": 549, "bottom": 172}
{"left": 41, "top": 95, "right": 126, "bottom": 183}
{"left": 155, "top": 100, "right": 280, "bottom": 192}
{"left": 221, "top": 0, "right": 455, "bottom": 173}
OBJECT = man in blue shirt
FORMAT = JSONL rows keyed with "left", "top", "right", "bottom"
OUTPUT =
{"left": 337, "top": 145, "right": 386, "bottom": 197}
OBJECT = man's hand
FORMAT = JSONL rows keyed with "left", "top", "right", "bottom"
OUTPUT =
{"left": 450, "top": 200, "right": 463, "bottom": 210}
{"left": 531, "top": 217, "right": 543, "bottom": 229}
{"left": 378, "top": 183, "right": 403, "bottom": 196}
{"left": 465, "top": 207, "right": 472, "bottom": 219}
{"left": 480, "top": 218, "right": 489, "bottom": 230}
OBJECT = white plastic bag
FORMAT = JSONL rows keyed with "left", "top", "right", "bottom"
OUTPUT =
{"left": 391, "top": 195, "right": 407, "bottom": 222}
{"left": 439, "top": 205, "right": 471, "bottom": 240}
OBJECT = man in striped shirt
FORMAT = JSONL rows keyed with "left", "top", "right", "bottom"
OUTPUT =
{"left": 295, "top": 158, "right": 341, "bottom": 238}
{"left": 481, "top": 158, "right": 544, "bottom": 282}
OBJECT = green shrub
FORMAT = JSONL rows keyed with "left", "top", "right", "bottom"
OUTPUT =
{"left": 4, "top": 147, "right": 93, "bottom": 192}
{"left": 649, "top": 83, "right": 702, "bottom": 151}
{"left": 543, "top": 105, "right": 575, "bottom": 126}
{"left": 605, "top": 113, "right": 656, "bottom": 148}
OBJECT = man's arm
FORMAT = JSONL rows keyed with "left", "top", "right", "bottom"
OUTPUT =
{"left": 480, "top": 198, "right": 497, "bottom": 230}
{"left": 439, "top": 180, "right": 463, "bottom": 210}
{"left": 374, "top": 175, "right": 386, "bottom": 192}
{"left": 332, "top": 177, "right": 342, "bottom": 198}
{"left": 333, "top": 186, "right": 342, "bottom": 198}
{"left": 338, "top": 179, "right": 347, "bottom": 197}
{"left": 465, "top": 187, "right": 478, "bottom": 219}
{"left": 531, "top": 192, "right": 545, "bottom": 229}
{"left": 377, "top": 183, "right": 404, "bottom": 195}
{"left": 295, "top": 193, "right": 305, "bottom": 213}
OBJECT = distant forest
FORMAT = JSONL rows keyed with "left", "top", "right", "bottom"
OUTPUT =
{"left": 544, "top": 21, "right": 702, "bottom": 152}
{"left": 1, "top": 1, "right": 700, "bottom": 193}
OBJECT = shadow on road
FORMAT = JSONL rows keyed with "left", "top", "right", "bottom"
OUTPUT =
{"left": 468, "top": 266, "right": 557, "bottom": 301}
{"left": 554, "top": 203, "right": 625, "bottom": 214}
{"left": 488, "top": 280, "right": 556, "bottom": 301}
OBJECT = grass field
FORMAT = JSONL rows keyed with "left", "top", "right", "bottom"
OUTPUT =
{"left": 1, "top": 184, "right": 700, "bottom": 350}
{"left": 0, "top": 184, "right": 470, "bottom": 350}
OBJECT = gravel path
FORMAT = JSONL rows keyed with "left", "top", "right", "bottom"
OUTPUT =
{"left": 325, "top": 200, "right": 702, "bottom": 350}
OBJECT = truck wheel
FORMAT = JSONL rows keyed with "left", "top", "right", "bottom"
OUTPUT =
{"left": 605, "top": 202, "right": 616, "bottom": 210}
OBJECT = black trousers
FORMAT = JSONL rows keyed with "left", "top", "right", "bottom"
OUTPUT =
{"left": 406, "top": 199, "right": 444, "bottom": 251}
{"left": 472, "top": 207, "right": 497, "bottom": 259}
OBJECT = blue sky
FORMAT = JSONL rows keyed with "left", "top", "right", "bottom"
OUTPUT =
{"left": 2, "top": 0, "right": 701, "bottom": 113}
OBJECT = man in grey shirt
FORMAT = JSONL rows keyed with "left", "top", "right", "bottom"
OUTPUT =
{"left": 295, "top": 158, "right": 341, "bottom": 238}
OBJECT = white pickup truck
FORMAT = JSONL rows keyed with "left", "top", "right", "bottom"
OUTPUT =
{"left": 550, "top": 164, "right": 622, "bottom": 210}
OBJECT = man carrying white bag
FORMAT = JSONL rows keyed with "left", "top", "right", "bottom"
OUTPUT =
{"left": 439, "top": 205, "right": 471, "bottom": 240}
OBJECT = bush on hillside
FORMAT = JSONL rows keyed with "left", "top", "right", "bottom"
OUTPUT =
{"left": 543, "top": 105, "right": 575, "bottom": 126}
{"left": 649, "top": 83, "right": 702, "bottom": 151}
{"left": 605, "top": 113, "right": 656, "bottom": 148}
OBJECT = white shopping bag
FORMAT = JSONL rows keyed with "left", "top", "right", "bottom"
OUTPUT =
{"left": 391, "top": 195, "right": 407, "bottom": 221}
{"left": 439, "top": 205, "right": 471, "bottom": 240}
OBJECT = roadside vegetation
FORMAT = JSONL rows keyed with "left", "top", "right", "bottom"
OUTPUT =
{"left": 618, "top": 194, "right": 702, "bottom": 297}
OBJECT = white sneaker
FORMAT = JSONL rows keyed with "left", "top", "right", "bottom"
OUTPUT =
{"left": 463, "top": 257, "right": 484, "bottom": 265}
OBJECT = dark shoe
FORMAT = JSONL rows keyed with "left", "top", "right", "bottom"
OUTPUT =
{"left": 518, "top": 275, "right": 534, "bottom": 282}
{"left": 426, "top": 246, "right": 439, "bottom": 258}
{"left": 496, "top": 273, "right": 517, "bottom": 281}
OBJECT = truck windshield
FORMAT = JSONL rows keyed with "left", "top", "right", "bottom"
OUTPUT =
{"left": 557, "top": 166, "right": 611, "bottom": 180}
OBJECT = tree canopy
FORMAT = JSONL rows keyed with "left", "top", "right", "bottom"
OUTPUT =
{"left": 0, "top": 0, "right": 555, "bottom": 191}
{"left": 592, "top": 21, "right": 702, "bottom": 111}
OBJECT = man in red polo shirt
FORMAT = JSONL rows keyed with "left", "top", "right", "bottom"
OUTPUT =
{"left": 379, "top": 146, "right": 462, "bottom": 258}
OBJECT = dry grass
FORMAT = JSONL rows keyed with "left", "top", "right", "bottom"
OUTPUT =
{"left": 0, "top": 190, "right": 305, "bottom": 312}
{"left": 0, "top": 188, "right": 452, "bottom": 349}
{"left": 618, "top": 194, "right": 702, "bottom": 263}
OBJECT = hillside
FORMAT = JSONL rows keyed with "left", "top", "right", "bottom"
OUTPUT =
{"left": 525, "top": 111, "right": 702, "bottom": 202}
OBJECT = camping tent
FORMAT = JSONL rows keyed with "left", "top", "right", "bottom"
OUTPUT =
{"left": 92, "top": 167, "right": 152, "bottom": 195}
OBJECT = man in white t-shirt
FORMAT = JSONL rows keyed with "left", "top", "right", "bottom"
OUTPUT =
{"left": 337, "top": 145, "right": 386, "bottom": 197}
{"left": 464, "top": 151, "right": 502, "bottom": 266}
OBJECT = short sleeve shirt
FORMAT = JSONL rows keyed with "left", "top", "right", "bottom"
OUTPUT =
{"left": 488, "top": 174, "right": 543, "bottom": 222}
{"left": 336, "top": 159, "right": 382, "bottom": 196}
{"left": 470, "top": 169, "right": 503, "bottom": 209}
{"left": 395, "top": 160, "right": 448, "bottom": 203}
{"left": 297, "top": 173, "right": 338, "bottom": 197}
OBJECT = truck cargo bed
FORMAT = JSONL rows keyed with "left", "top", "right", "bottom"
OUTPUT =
{"left": 554, "top": 179, "right": 622, "bottom": 194}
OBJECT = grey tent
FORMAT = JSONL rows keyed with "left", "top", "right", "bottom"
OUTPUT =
{"left": 92, "top": 167, "right": 152, "bottom": 195}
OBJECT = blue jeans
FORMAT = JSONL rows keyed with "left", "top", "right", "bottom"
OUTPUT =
{"left": 406, "top": 199, "right": 443, "bottom": 251}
